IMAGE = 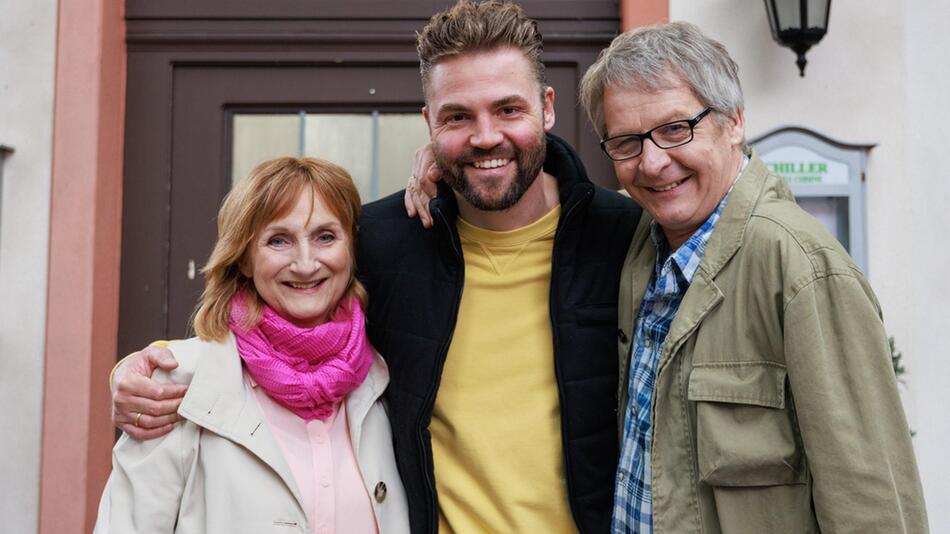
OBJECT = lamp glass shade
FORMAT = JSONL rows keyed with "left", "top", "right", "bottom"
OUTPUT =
{"left": 808, "top": 0, "right": 831, "bottom": 29}
{"left": 766, "top": 0, "right": 830, "bottom": 36}
{"left": 764, "top": 0, "right": 831, "bottom": 75}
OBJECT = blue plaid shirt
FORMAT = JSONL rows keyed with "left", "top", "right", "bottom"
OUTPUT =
{"left": 611, "top": 190, "right": 733, "bottom": 534}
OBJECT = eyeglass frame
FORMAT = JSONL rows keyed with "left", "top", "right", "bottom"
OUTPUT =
{"left": 599, "top": 107, "right": 714, "bottom": 161}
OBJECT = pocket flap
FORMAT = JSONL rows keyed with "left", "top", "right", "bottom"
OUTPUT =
{"left": 688, "top": 362, "right": 786, "bottom": 409}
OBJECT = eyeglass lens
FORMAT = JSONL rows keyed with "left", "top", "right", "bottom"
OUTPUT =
{"left": 604, "top": 120, "right": 694, "bottom": 160}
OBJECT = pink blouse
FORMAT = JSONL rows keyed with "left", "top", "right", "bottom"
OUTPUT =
{"left": 249, "top": 373, "right": 379, "bottom": 534}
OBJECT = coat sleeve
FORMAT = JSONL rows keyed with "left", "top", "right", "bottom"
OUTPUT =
{"left": 783, "top": 272, "right": 928, "bottom": 533}
{"left": 93, "top": 421, "right": 199, "bottom": 533}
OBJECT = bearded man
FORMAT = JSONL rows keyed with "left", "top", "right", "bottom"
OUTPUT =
{"left": 109, "top": 2, "right": 642, "bottom": 533}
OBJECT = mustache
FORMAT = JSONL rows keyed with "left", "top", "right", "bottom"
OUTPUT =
{"left": 457, "top": 146, "right": 516, "bottom": 162}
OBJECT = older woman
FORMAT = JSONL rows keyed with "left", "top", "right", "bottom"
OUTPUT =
{"left": 95, "top": 157, "right": 409, "bottom": 533}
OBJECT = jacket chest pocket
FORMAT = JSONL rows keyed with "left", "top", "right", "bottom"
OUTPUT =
{"left": 687, "top": 361, "right": 804, "bottom": 487}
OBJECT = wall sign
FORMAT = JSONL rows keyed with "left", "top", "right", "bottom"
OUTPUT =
{"left": 762, "top": 145, "right": 849, "bottom": 185}
{"left": 750, "top": 127, "right": 875, "bottom": 273}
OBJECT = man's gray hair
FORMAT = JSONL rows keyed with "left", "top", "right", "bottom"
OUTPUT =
{"left": 579, "top": 21, "right": 744, "bottom": 137}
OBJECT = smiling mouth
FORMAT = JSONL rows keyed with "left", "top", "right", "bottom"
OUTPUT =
{"left": 650, "top": 178, "right": 687, "bottom": 192}
{"left": 471, "top": 158, "right": 511, "bottom": 169}
{"left": 284, "top": 280, "right": 324, "bottom": 290}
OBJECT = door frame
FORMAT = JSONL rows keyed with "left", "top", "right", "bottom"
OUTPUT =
{"left": 120, "top": 1, "right": 621, "bottom": 355}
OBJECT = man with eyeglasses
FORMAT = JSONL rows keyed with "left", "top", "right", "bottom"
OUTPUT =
{"left": 578, "top": 22, "right": 927, "bottom": 533}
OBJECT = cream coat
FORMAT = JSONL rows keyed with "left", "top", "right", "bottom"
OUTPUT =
{"left": 94, "top": 334, "right": 410, "bottom": 534}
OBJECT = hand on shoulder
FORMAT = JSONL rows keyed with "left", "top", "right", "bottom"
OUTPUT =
{"left": 111, "top": 344, "right": 187, "bottom": 440}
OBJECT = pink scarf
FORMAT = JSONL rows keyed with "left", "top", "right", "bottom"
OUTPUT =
{"left": 229, "top": 292, "right": 374, "bottom": 421}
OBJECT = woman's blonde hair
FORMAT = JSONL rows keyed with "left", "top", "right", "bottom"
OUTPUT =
{"left": 192, "top": 156, "right": 367, "bottom": 341}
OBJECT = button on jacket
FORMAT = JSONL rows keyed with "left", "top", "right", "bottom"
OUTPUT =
{"left": 357, "top": 133, "right": 643, "bottom": 534}
{"left": 616, "top": 154, "right": 927, "bottom": 533}
{"left": 94, "top": 335, "right": 410, "bottom": 534}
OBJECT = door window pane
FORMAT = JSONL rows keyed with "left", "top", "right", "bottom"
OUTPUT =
{"left": 797, "top": 196, "right": 850, "bottom": 252}
{"left": 232, "top": 114, "right": 301, "bottom": 185}
{"left": 303, "top": 114, "right": 374, "bottom": 200}
{"left": 232, "top": 111, "right": 430, "bottom": 202}
{"left": 376, "top": 114, "right": 430, "bottom": 199}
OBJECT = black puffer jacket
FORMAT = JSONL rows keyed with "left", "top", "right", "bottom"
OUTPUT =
{"left": 357, "top": 133, "right": 642, "bottom": 534}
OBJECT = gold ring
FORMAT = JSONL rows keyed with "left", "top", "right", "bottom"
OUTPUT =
{"left": 134, "top": 412, "right": 143, "bottom": 427}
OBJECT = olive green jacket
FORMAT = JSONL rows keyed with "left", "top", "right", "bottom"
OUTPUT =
{"left": 617, "top": 154, "right": 928, "bottom": 533}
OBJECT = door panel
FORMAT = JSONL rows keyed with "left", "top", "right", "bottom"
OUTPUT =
{"left": 231, "top": 111, "right": 430, "bottom": 200}
{"left": 168, "top": 64, "right": 426, "bottom": 335}
{"left": 232, "top": 114, "right": 301, "bottom": 184}
{"left": 119, "top": 4, "right": 620, "bottom": 354}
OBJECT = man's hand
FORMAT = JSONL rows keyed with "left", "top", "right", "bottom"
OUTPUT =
{"left": 404, "top": 143, "right": 441, "bottom": 228}
{"left": 111, "top": 346, "right": 187, "bottom": 440}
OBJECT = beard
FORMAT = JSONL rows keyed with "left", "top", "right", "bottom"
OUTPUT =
{"left": 433, "top": 133, "right": 547, "bottom": 211}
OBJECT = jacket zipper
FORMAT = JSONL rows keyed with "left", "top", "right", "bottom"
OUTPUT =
{"left": 548, "top": 186, "right": 593, "bottom": 534}
{"left": 418, "top": 205, "right": 465, "bottom": 533}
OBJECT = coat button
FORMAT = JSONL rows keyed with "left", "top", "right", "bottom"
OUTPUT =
{"left": 618, "top": 328, "right": 628, "bottom": 343}
{"left": 374, "top": 481, "right": 387, "bottom": 503}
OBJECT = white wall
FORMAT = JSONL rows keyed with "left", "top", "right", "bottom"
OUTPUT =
{"left": 901, "top": 0, "right": 950, "bottom": 529}
{"left": 671, "top": 0, "right": 949, "bottom": 529}
{"left": 0, "top": 0, "right": 58, "bottom": 531}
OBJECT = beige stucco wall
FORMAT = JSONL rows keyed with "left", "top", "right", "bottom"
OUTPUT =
{"left": 0, "top": 0, "right": 58, "bottom": 531}
{"left": 671, "top": 0, "right": 949, "bottom": 529}
{"left": 901, "top": 0, "right": 950, "bottom": 529}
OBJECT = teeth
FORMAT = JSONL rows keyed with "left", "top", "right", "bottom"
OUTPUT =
{"left": 652, "top": 179, "right": 684, "bottom": 192}
{"left": 472, "top": 158, "right": 510, "bottom": 169}
{"left": 287, "top": 281, "right": 320, "bottom": 289}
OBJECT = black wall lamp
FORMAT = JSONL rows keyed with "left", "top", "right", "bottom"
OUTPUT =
{"left": 764, "top": 0, "right": 831, "bottom": 77}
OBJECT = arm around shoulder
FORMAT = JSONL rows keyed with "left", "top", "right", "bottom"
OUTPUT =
{"left": 112, "top": 343, "right": 193, "bottom": 439}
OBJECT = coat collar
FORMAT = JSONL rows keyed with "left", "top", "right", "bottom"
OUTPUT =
{"left": 177, "top": 333, "right": 263, "bottom": 440}
{"left": 176, "top": 333, "right": 390, "bottom": 510}
{"left": 177, "top": 334, "right": 304, "bottom": 507}
{"left": 344, "top": 351, "right": 389, "bottom": 454}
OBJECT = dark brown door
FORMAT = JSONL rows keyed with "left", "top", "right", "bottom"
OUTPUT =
{"left": 118, "top": 1, "right": 620, "bottom": 355}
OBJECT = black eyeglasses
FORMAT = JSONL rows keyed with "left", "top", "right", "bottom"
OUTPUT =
{"left": 599, "top": 107, "right": 713, "bottom": 161}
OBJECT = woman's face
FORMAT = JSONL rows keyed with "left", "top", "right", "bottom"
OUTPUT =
{"left": 247, "top": 189, "right": 353, "bottom": 328}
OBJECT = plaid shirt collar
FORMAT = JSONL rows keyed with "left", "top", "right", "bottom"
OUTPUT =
{"left": 648, "top": 156, "right": 748, "bottom": 285}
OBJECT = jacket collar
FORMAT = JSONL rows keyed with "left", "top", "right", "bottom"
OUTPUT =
{"left": 697, "top": 151, "right": 792, "bottom": 280}
{"left": 622, "top": 152, "right": 785, "bottom": 374}
{"left": 544, "top": 132, "right": 596, "bottom": 205}
{"left": 660, "top": 152, "right": 796, "bottom": 367}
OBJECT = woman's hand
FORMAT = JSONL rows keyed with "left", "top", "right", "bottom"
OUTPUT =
{"left": 112, "top": 346, "right": 187, "bottom": 440}
{"left": 404, "top": 143, "right": 441, "bottom": 228}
